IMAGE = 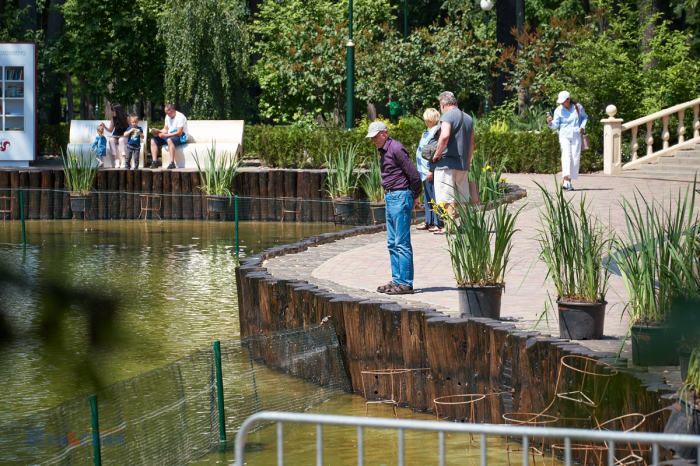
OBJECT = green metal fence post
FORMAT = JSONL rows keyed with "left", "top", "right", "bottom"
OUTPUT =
{"left": 213, "top": 341, "right": 227, "bottom": 448}
{"left": 19, "top": 188, "right": 26, "bottom": 247}
{"left": 234, "top": 195, "right": 239, "bottom": 256}
{"left": 89, "top": 394, "right": 102, "bottom": 466}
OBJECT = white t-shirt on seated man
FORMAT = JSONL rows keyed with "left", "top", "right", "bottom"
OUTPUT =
{"left": 150, "top": 104, "right": 188, "bottom": 170}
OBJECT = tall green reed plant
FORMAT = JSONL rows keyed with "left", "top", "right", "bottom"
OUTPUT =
{"left": 62, "top": 149, "right": 99, "bottom": 194}
{"left": 535, "top": 180, "right": 611, "bottom": 303}
{"left": 613, "top": 182, "right": 698, "bottom": 324}
{"left": 194, "top": 145, "right": 242, "bottom": 197}
{"left": 469, "top": 149, "right": 509, "bottom": 204}
{"left": 359, "top": 158, "right": 384, "bottom": 203}
{"left": 324, "top": 144, "right": 359, "bottom": 199}
{"left": 443, "top": 192, "right": 521, "bottom": 287}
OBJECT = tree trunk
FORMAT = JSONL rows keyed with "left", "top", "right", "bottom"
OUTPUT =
{"left": 495, "top": 0, "right": 517, "bottom": 107}
{"left": 580, "top": 0, "right": 591, "bottom": 15}
{"left": 66, "top": 74, "right": 74, "bottom": 122}
{"left": 639, "top": 0, "right": 658, "bottom": 68}
{"left": 18, "top": 0, "right": 37, "bottom": 32}
{"left": 78, "top": 77, "right": 95, "bottom": 119}
{"left": 42, "top": 0, "right": 64, "bottom": 124}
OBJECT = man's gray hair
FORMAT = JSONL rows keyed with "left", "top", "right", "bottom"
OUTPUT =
{"left": 438, "top": 91, "right": 458, "bottom": 107}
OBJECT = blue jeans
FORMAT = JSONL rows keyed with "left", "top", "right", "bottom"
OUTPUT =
{"left": 385, "top": 189, "right": 414, "bottom": 287}
{"left": 423, "top": 179, "right": 443, "bottom": 228}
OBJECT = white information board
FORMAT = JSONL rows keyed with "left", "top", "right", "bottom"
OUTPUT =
{"left": 0, "top": 43, "right": 36, "bottom": 167}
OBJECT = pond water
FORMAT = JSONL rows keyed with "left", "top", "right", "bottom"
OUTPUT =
{"left": 0, "top": 219, "right": 561, "bottom": 466}
{"left": 0, "top": 219, "right": 343, "bottom": 426}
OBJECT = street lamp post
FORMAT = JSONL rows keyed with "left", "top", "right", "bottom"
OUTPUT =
{"left": 346, "top": 0, "right": 355, "bottom": 130}
{"left": 480, "top": 0, "right": 494, "bottom": 117}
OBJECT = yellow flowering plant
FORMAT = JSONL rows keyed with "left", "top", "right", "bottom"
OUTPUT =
{"left": 62, "top": 149, "right": 99, "bottom": 195}
{"left": 469, "top": 148, "right": 509, "bottom": 204}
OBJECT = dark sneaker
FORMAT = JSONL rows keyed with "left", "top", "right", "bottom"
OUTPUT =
{"left": 150, "top": 162, "right": 158, "bottom": 169}
{"left": 567, "top": 185, "right": 575, "bottom": 191}
{"left": 377, "top": 282, "right": 396, "bottom": 293}
{"left": 166, "top": 162, "right": 176, "bottom": 169}
{"left": 386, "top": 284, "right": 414, "bottom": 295}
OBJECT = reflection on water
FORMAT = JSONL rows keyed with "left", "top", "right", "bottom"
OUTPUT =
{"left": 0, "top": 219, "right": 343, "bottom": 425}
{"left": 194, "top": 395, "right": 542, "bottom": 466}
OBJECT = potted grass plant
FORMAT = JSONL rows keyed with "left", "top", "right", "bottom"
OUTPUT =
{"left": 443, "top": 194, "right": 521, "bottom": 319}
{"left": 62, "top": 149, "right": 99, "bottom": 213}
{"left": 612, "top": 183, "right": 698, "bottom": 365}
{"left": 325, "top": 144, "right": 359, "bottom": 219}
{"left": 468, "top": 149, "right": 509, "bottom": 205}
{"left": 194, "top": 145, "right": 242, "bottom": 214}
{"left": 663, "top": 341, "right": 700, "bottom": 458}
{"left": 536, "top": 181, "right": 611, "bottom": 340}
{"left": 360, "top": 158, "right": 385, "bottom": 224}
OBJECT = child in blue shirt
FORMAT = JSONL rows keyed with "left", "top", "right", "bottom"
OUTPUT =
{"left": 123, "top": 113, "right": 144, "bottom": 170}
{"left": 92, "top": 125, "right": 107, "bottom": 167}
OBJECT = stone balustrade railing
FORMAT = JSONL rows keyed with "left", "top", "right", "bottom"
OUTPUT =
{"left": 602, "top": 98, "right": 700, "bottom": 174}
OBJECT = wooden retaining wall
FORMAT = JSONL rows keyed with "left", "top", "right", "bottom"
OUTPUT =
{"left": 236, "top": 225, "right": 678, "bottom": 439}
{"left": 0, "top": 168, "right": 360, "bottom": 221}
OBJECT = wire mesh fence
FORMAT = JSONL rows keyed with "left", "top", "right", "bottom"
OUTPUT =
{"left": 0, "top": 322, "right": 350, "bottom": 466}
{"left": 0, "top": 188, "right": 388, "bottom": 225}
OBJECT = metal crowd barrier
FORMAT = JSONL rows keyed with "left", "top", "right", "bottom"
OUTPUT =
{"left": 235, "top": 411, "right": 700, "bottom": 466}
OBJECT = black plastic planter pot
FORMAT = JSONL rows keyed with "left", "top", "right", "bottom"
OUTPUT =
{"left": 370, "top": 203, "right": 386, "bottom": 224}
{"left": 69, "top": 194, "right": 91, "bottom": 213}
{"left": 458, "top": 285, "right": 503, "bottom": 320}
{"left": 631, "top": 323, "right": 679, "bottom": 366}
{"left": 680, "top": 349, "right": 692, "bottom": 382}
{"left": 663, "top": 399, "right": 700, "bottom": 459}
{"left": 333, "top": 200, "right": 354, "bottom": 218}
{"left": 207, "top": 196, "right": 230, "bottom": 213}
{"left": 557, "top": 300, "right": 606, "bottom": 340}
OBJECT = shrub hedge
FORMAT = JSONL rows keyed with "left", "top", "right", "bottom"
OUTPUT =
{"left": 38, "top": 123, "right": 70, "bottom": 156}
{"left": 39, "top": 122, "right": 602, "bottom": 173}
{"left": 244, "top": 124, "right": 601, "bottom": 173}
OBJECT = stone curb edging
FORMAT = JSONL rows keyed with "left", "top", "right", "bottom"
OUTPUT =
{"left": 235, "top": 184, "right": 678, "bottom": 427}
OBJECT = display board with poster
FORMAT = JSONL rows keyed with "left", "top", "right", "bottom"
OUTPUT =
{"left": 0, "top": 43, "right": 36, "bottom": 167}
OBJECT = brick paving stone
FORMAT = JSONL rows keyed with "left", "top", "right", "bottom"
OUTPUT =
{"left": 264, "top": 171, "right": 699, "bottom": 374}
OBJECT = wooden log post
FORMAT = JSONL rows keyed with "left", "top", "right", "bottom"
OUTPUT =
{"left": 425, "top": 317, "right": 470, "bottom": 419}
{"left": 0, "top": 171, "right": 9, "bottom": 220}
{"left": 11, "top": 171, "right": 20, "bottom": 220}
{"left": 55, "top": 171, "right": 69, "bottom": 219}
{"left": 97, "top": 171, "right": 108, "bottom": 219}
{"left": 266, "top": 170, "right": 277, "bottom": 221}
{"left": 108, "top": 171, "right": 119, "bottom": 219}
{"left": 299, "top": 171, "right": 311, "bottom": 222}
{"left": 126, "top": 170, "right": 135, "bottom": 219}
{"left": 249, "top": 172, "right": 260, "bottom": 221}
{"left": 119, "top": 170, "right": 127, "bottom": 219}
{"left": 283, "top": 170, "right": 297, "bottom": 222}
{"left": 398, "top": 306, "right": 433, "bottom": 410}
{"left": 191, "top": 172, "right": 202, "bottom": 220}
{"left": 171, "top": 171, "right": 182, "bottom": 220}
{"left": 258, "top": 170, "right": 269, "bottom": 221}
{"left": 148, "top": 171, "right": 160, "bottom": 218}
{"left": 274, "top": 170, "right": 285, "bottom": 221}
{"left": 40, "top": 170, "right": 54, "bottom": 219}
{"left": 132, "top": 170, "right": 141, "bottom": 219}
{"left": 181, "top": 171, "right": 193, "bottom": 220}
{"left": 320, "top": 172, "right": 332, "bottom": 222}
{"left": 310, "top": 171, "right": 321, "bottom": 222}
{"left": 28, "top": 171, "right": 40, "bottom": 219}
{"left": 162, "top": 170, "right": 172, "bottom": 219}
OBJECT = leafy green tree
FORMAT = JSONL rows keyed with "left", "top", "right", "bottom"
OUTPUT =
{"left": 376, "top": 16, "right": 496, "bottom": 114}
{"left": 159, "top": 0, "right": 251, "bottom": 119}
{"left": 58, "top": 0, "right": 165, "bottom": 106}
{"left": 253, "top": 0, "right": 392, "bottom": 124}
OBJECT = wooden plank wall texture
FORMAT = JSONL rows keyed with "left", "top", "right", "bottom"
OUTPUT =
{"left": 0, "top": 168, "right": 353, "bottom": 221}
{"left": 236, "top": 225, "right": 677, "bottom": 458}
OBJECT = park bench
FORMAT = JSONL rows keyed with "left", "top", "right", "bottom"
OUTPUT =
{"left": 67, "top": 120, "right": 149, "bottom": 169}
{"left": 160, "top": 120, "right": 244, "bottom": 169}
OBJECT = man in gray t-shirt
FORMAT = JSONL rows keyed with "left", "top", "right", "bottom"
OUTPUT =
{"left": 428, "top": 91, "right": 474, "bottom": 227}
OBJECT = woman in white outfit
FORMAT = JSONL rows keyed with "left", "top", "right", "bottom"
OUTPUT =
{"left": 547, "top": 91, "right": 587, "bottom": 191}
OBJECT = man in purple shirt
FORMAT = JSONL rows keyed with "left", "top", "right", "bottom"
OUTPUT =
{"left": 366, "top": 121, "right": 422, "bottom": 295}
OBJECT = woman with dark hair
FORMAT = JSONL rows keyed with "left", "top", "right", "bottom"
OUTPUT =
{"left": 100, "top": 104, "right": 130, "bottom": 168}
{"left": 547, "top": 91, "right": 587, "bottom": 191}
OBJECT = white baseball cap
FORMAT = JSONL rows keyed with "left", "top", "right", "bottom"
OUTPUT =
{"left": 556, "top": 91, "right": 571, "bottom": 104}
{"left": 365, "top": 121, "right": 388, "bottom": 138}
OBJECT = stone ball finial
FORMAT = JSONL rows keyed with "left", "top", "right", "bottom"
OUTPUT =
{"left": 606, "top": 105, "right": 617, "bottom": 118}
